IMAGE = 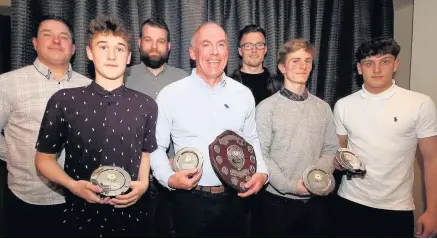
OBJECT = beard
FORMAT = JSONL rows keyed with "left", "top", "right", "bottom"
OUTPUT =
{"left": 140, "top": 51, "right": 168, "bottom": 69}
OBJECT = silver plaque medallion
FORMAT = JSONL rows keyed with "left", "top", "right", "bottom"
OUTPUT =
{"left": 90, "top": 166, "right": 131, "bottom": 197}
{"left": 335, "top": 148, "right": 367, "bottom": 179}
{"left": 302, "top": 165, "right": 335, "bottom": 196}
{"left": 172, "top": 147, "right": 203, "bottom": 171}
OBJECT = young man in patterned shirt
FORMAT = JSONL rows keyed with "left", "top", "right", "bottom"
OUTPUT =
{"left": 34, "top": 15, "right": 157, "bottom": 237}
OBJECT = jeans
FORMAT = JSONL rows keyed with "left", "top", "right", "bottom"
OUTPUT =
{"left": 172, "top": 188, "right": 246, "bottom": 237}
{"left": 252, "top": 190, "right": 331, "bottom": 237}
{"left": 332, "top": 195, "right": 414, "bottom": 238}
{"left": 4, "top": 187, "right": 65, "bottom": 237}
{"left": 145, "top": 178, "right": 176, "bottom": 237}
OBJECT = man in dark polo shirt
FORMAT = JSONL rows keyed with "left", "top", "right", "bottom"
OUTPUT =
{"left": 125, "top": 16, "right": 187, "bottom": 237}
{"left": 34, "top": 15, "right": 157, "bottom": 237}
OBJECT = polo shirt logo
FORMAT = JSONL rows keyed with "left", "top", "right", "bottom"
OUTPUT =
{"left": 394, "top": 116, "right": 398, "bottom": 122}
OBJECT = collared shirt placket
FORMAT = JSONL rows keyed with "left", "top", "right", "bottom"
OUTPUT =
{"left": 101, "top": 93, "right": 115, "bottom": 167}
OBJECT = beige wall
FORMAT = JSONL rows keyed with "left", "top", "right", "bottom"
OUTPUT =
{"left": 395, "top": 0, "right": 437, "bottom": 226}
{"left": 410, "top": 0, "right": 437, "bottom": 221}
{"left": 410, "top": 0, "right": 437, "bottom": 103}
{"left": 409, "top": 0, "right": 437, "bottom": 222}
{"left": 0, "top": 0, "right": 10, "bottom": 7}
{"left": 394, "top": 0, "right": 413, "bottom": 89}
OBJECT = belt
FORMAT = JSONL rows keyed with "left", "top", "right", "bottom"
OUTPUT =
{"left": 194, "top": 185, "right": 226, "bottom": 194}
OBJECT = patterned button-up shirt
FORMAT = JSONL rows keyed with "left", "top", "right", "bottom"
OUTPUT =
{"left": 0, "top": 58, "right": 91, "bottom": 205}
{"left": 280, "top": 87, "right": 309, "bottom": 101}
{"left": 35, "top": 81, "right": 158, "bottom": 235}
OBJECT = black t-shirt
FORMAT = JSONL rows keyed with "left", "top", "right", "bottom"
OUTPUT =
{"left": 240, "top": 70, "right": 270, "bottom": 105}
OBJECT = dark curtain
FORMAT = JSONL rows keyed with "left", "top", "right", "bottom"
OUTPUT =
{"left": 0, "top": 14, "right": 11, "bottom": 74}
{"left": 0, "top": 13, "right": 11, "bottom": 237}
{"left": 11, "top": 0, "right": 393, "bottom": 106}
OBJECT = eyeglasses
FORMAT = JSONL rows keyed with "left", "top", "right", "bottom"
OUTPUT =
{"left": 240, "top": 42, "right": 266, "bottom": 50}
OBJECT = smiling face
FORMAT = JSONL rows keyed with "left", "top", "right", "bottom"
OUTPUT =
{"left": 32, "top": 19, "right": 75, "bottom": 67}
{"left": 189, "top": 23, "right": 229, "bottom": 82}
{"left": 86, "top": 32, "right": 131, "bottom": 81}
{"left": 238, "top": 32, "right": 267, "bottom": 68}
{"left": 278, "top": 48, "right": 313, "bottom": 85}
{"left": 357, "top": 54, "right": 399, "bottom": 94}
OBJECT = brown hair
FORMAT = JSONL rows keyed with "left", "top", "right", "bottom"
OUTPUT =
{"left": 88, "top": 15, "right": 132, "bottom": 50}
{"left": 277, "top": 39, "right": 316, "bottom": 65}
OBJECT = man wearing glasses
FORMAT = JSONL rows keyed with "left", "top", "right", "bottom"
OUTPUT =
{"left": 230, "top": 24, "right": 271, "bottom": 105}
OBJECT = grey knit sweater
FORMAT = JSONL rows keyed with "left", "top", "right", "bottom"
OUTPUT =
{"left": 255, "top": 91, "right": 339, "bottom": 199}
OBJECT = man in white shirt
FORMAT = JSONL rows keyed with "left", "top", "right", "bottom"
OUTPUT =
{"left": 150, "top": 22, "right": 269, "bottom": 237}
{"left": 333, "top": 36, "right": 437, "bottom": 237}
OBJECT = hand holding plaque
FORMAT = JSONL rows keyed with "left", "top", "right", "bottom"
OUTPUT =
{"left": 90, "top": 166, "right": 131, "bottom": 197}
{"left": 209, "top": 130, "right": 257, "bottom": 193}
{"left": 335, "top": 148, "right": 366, "bottom": 180}
{"left": 302, "top": 165, "right": 335, "bottom": 196}
{"left": 172, "top": 147, "right": 203, "bottom": 172}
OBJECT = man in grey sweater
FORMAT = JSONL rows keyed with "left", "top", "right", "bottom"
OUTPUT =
{"left": 254, "top": 39, "right": 339, "bottom": 237}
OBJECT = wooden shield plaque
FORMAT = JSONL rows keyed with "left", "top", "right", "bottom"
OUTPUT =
{"left": 209, "top": 130, "right": 257, "bottom": 192}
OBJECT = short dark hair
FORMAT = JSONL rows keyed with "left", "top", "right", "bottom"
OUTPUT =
{"left": 139, "top": 17, "right": 170, "bottom": 42}
{"left": 88, "top": 15, "right": 132, "bottom": 50}
{"left": 238, "top": 24, "right": 266, "bottom": 45}
{"left": 34, "top": 15, "right": 74, "bottom": 43}
{"left": 355, "top": 37, "right": 401, "bottom": 63}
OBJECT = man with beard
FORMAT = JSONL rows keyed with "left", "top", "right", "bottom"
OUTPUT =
{"left": 230, "top": 25, "right": 271, "bottom": 105}
{"left": 125, "top": 17, "right": 188, "bottom": 99}
{"left": 125, "top": 17, "right": 187, "bottom": 237}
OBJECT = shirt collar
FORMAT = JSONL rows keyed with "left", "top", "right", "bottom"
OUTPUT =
{"left": 360, "top": 80, "right": 397, "bottom": 99}
{"left": 191, "top": 68, "right": 227, "bottom": 89}
{"left": 280, "top": 87, "right": 309, "bottom": 101}
{"left": 90, "top": 80, "right": 126, "bottom": 97}
{"left": 33, "top": 58, "right": 73, "bottom": 81}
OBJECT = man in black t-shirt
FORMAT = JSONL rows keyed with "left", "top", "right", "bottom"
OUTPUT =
{"left": 230, "top": 24, "right": 271, "bottom": 105}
